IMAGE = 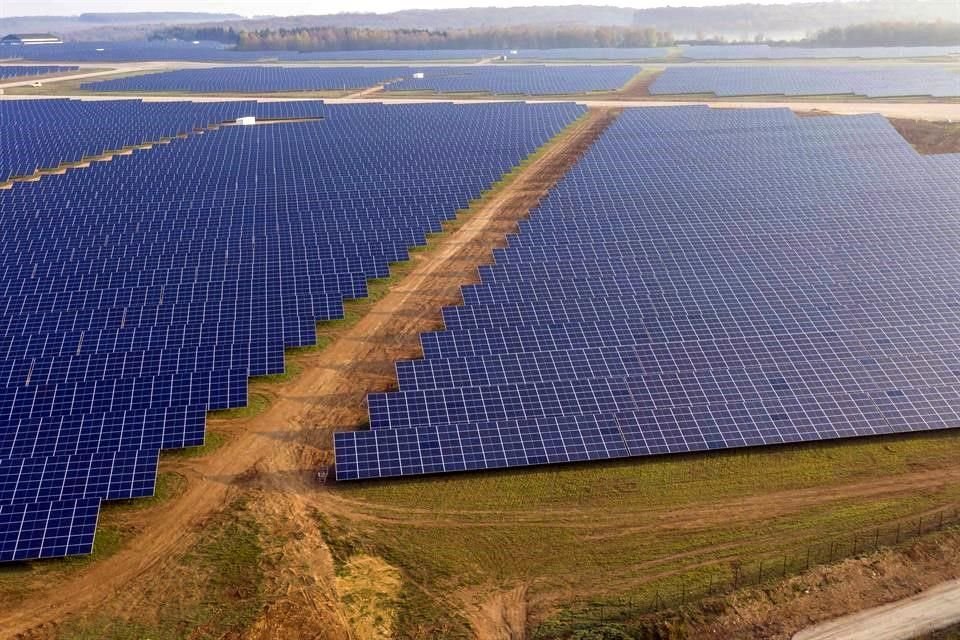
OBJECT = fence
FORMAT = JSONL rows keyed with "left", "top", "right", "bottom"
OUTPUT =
{"left": 531, "top": 504, "right": 960, "bottom": 638}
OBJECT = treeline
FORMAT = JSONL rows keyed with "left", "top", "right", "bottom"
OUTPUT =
{"left": 802, "top": 21, "right": 960, "bottom": 47}
{"left": 153, "top": 25, "right": 674, "bottom": 51}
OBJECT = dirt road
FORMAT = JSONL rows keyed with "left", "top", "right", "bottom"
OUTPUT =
{"left": 794, "top": 578, "right": 960, "bottom": 640}
{"left": 6, "top": 93, "right": 959, "bottom": 121}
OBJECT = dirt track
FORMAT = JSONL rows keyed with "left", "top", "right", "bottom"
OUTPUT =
{"left": 0, "top": 108, "right": 618, "bottom": 639}
{"left": 793, "top": 578, "right": 960, "bottom": 640}
{"left": 6, "top": 93, "right": 960, "bottom": 122}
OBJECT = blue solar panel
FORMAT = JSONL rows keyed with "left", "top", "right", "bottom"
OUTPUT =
{"left": 0, "top": 448, "right": 157, "bottom": 505}
{"left": 0, "top": 99, "right": 586, "bottom": 560}
{"left": 0, "top": 65, "right": 78, "bottom": 79}
{"left": 511, "top": 48, "right": 670, "bottom": 61}
{"left": 0, "top": 98, "right": 328, "bottom": 182}
{"left": 0, "top": 498, "right": 100, "bottom": 561}
{"left": 334, "top": 105, "right": 960, "bottom": 481}
{"left": 83, "top": 65, "right": 642, "bottom": 96}
{"left": 384, "top": 65, "right": 643, "bottom": 95}
{"left": 84, "top": 67, "right": 420, "bottom": 93}
{"left": 650, "top": 65, "right": 960, "bottom": 98}
{"left": 681, "top": 45, "right": 960, "bottom": 60}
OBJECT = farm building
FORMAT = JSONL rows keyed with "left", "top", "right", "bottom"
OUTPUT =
{"left": 0, "top": 34, "right": 63, "bottom": 46}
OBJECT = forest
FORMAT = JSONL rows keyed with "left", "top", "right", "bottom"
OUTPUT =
{"left": 154, "top": 25, "right": 675, "bottom": 51}
{"left": 800, "top": 21, "right": 960, "bottom": 47}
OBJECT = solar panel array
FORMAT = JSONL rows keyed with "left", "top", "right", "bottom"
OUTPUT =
{"left": 649, "top": 66, "right": 960, "bottom": 98}
{"left": 0, "top": 98, "right": 328, "bottom": 182}
{"left": 83, "top": 66, "right": 416, "bottom": 93}
{"left": 296, "top": 49, "right": 498, "bottom": 61}
{"left": 682, "top": 44, "right": 960, "bottom": 60}
{"left": 509, "top": 48, "right": 671, "bottom": 60}
{"left": 0, "top": 65, "right": 78, "bottom": 79}
{"left": 333, "top": 105, "right": 960, "bottom": 481}
{"left": 5, "top": 40, "right": 279, "bottom": 63}
{"left": 383, "top": 65, "right": 642, "bottom": 95}
{"left": 0, "top": 99, "right": 585, "bottom": 560}
{"left": 84, "top": 65, "right": 643, "bottom": 96}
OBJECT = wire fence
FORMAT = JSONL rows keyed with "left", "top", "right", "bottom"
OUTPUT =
{"left": 531, "top": 504, "right": 960, "bottom": 638}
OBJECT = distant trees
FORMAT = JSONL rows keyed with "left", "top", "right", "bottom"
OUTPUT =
{"left": 152, "top": 26, "right": 241, "bottom": 44}
{"left": 151, "top": 25, "right": 675, "bottom": 51}
{"left": 802, "top": 21, "right": 960, "bottom": 47}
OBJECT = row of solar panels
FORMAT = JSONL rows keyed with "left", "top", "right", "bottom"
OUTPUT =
{"left": 79, "top": 64, "right": 960, "bottom": 98}
{"left": 0, "top": 65, "right": 78, "bottom": 79}
{"left": 649, "top": 65, "right": 960, "bottom": 98}
{"left": 5, "top": 40, "right": 959, "bottom": 62}
{"left": 0, "top": 99, "right": 586, "bottom": 561}
{"left": 333, "top": 105, "right": 960, "bottom": 481}
{"left": 0, "top": 99, "right": 329, "bottom": 182}
{"left": 81, "top": 65, "right": 642, "bottom": 96}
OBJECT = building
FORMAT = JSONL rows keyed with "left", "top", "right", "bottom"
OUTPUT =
{"left": 0, "top": 34, "right": 63, "bottom": 46}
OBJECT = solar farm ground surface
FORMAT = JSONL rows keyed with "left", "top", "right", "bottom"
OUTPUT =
{"left": 1, "top": 105, "right": 960, "bottom": 640}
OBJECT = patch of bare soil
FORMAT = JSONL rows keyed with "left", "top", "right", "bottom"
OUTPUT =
{"left": 889, "top": 118, "right": 960, "bottom": 155}
{"left": 672, "top": 528, "right": 960, "bottom": 639}
{"left": 467, "top": 584, "right": 530, "bottom": 640}
{"left": 0, "top": 108, "right": 618, "bottom": 639}
{"left": 615, "top": 69, "right": 664, "bottom": 99}
{"left": 335, "top": 555, "right": 403, "bottom": 639}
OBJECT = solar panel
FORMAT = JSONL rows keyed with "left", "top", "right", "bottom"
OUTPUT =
{"left": 82, "top": 65, "right": 643, "bottom": 96}
{"left": 0, "top": 65, "right": 78, "bottom": 79}
{"left": 334, "top": 105, "right": 960, "bottom": 481}
{"left": 650, "top": 65, "right": 960, "bottom": 98}
{"left": 0, "top": 99, "right": 586, "bottom": 560}
{"left": 0, "top": 498, "right": 100, "bottom": 561}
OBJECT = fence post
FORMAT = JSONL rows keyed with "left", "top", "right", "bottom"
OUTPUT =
{"left": 940, "top": 511, "right": 944, "bottom": 530}
{"left": 782, "top": 555, "right": 788, "bottom": 577}
{"left": 829, "top": 542, "right": 835, "bottom": 562}
{"left": 918, "top": 517, "right": 923, "bottom": 535}
{"left": 806, "top": 546, "right": 811, "bottom": 571}
{"left": 853, "top": 537, "right": 858, "bottom": 555}
{"left": 758, "top": 560, "right": 763, "bottom": 584}
{"left": 896, "top": 523, "right": 901, "bottom": 544}
{"left": 874, "top": 528, "right": 880, "bottom": 550}
{"left": 708, "top": 573, "right": 714, "bottom": 595}
{"left": 681, "top": 580, "right": 686, "bottom": 605}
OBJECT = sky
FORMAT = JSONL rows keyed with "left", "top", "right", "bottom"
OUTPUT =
{"left": 2, "top": 0, "right": 815, "bottom": 19}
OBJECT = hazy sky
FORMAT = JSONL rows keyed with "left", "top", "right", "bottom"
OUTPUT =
{"left": 3, "top": 0, "right": 813, "bottom": 19}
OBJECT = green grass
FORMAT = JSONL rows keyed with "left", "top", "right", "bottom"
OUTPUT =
{"left": 209, "top": 393, "right": 271, "bottom": 421}
{"left": 58, "top": 499, "right": 267, "bottom": 640}
{"left": 341, "top": 430, "right": 960, "bottom": 513}
{"left": 330, "top": 430, "right": 960, "bottom": 636}
{"left": 162, "top": 430, "right": 229, "bottom": 459}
